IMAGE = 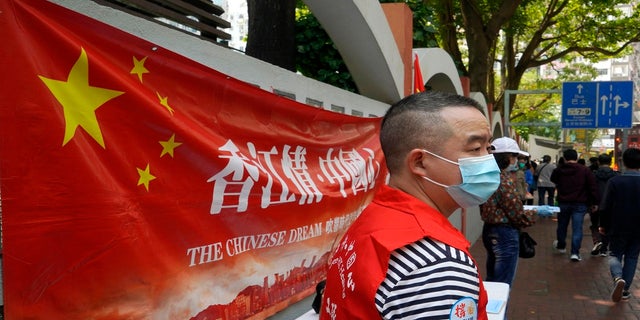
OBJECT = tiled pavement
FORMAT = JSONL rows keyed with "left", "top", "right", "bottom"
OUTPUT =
{"left": 470, "top": 215, "right": 640, "bottom": 319}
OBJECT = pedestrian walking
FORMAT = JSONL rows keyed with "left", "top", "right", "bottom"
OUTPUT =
{"left": 590, "top": 153, "right": 619, "bottom": 256}
{"left": 550, "top": 149, "right": 599, "bottom": 261}
{"left": 536, "top": 155, "right": 556, "bottom": 205}
{"left": 599, "top": 148, "right": 640, "bottom": 302}
{"left": 480, "top": 137, "right": 536, "bottom": 286}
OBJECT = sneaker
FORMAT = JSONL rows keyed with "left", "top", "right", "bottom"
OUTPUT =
{"left": 591, "top": 242, "right": 603, "bottom": 255}
{"left": 600, "top": 251, "right": 608, "bottom": 257}
{"left": 622, "top": 291, "right": 631, "bottom": 300}
{"left": 553, "top": 240, "right": 567, "bottom": 253}
{"left": 612, "top": 277, "right": 626, "bottom": 302}
{"left": 570, "top": 254, "right": 582, "bottom": 261}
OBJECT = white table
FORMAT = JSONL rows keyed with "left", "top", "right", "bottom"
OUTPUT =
{"left": 484, "top": 281, "right": 510, "bottom": 320}
{"left": 295, "top": 309, "right": 319, "bottom": 320}
{"left": 295, "top": 281, "right": 510, "bottom": 320}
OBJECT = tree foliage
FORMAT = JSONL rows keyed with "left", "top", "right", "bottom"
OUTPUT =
{"left": 426, "top": 0, "right": 640, "bottom": 113}
{"left": 292, "top": 1, "right": 441, "bottom": 92}
{"left": 285, "top": 1, "right": 640, "bottom": 141}
{"left": 292, "top": 1, "right": 640, "bottom": 111}
{"left": 294, "top": 7, "right": 357, "bottom": 92}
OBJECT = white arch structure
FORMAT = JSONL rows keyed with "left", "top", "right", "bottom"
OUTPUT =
{"left": 304, "top": 0, "right": 501, "bottom": 134}
{"left": 303, "top": 0, "right": 405, "bottom": 104}
{"left": 413, "top": 48, "right": 464, "bottom": 95}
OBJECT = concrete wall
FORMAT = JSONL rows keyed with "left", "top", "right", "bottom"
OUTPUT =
{"left": 528, "top": 134, "right": 562, "bottom": 161}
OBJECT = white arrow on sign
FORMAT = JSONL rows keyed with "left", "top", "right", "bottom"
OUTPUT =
{"left": 614, "top": 95, "right": 630, "bottom": 114}
{"left": 601, "top": 95, "right": 609, "bottom": 116}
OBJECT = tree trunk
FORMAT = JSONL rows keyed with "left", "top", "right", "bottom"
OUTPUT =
{"left": 459, "top": 0, "right": 522, "bottom": 106}
{"left": 433, "top": 0, "right": 467, "bottom": 75}
{"left": 465, "top": 34, "right": 492, "bottom": 103}
{"left": 246, "top": 0, "right": 296, "bottom": 71}
{"left": 460, "top": 1, "right": 493, "bottom": 103}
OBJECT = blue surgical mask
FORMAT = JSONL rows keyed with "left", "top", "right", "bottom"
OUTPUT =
{"left": 421, "top": 150, "right": 500, "bottom": 208}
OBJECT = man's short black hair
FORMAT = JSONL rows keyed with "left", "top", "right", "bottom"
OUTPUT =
{"left": 493, "top": 153, "right": 512, "bottom": 170}
{"left": 563, "top": 149, "right": 578, "bottom": 161}
{"left": 598, "top": 153, "right": 612, "bottom": 166}
{"left": 623, "top": 148, "right": 640, "bottom": 169}
{"left": 379, "top": 91, "right": 485, "bottom": 173}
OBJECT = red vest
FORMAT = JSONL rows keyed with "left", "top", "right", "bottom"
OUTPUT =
{"left": 320, "top": 184, "right": 488, "bottom": 320}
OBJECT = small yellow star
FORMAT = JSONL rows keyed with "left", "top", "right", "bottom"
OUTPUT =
{"left": 136, "top": 163, "right": 156, "bottom": 191}
{"left": 159, "top": 134, "right": 182, "bottom": 158}
{"left": 39, "top": 47, "right": 124, "bottom": 148}
{"left": 130, "top": 56, "right": 149, "bottom": 83}
{"left": 156, "top": 92, "right": 175, "bottom": 115}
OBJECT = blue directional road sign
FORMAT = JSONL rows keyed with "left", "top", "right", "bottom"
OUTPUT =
{"left": 562, "top": 81, "right": 634, "bottom": 129}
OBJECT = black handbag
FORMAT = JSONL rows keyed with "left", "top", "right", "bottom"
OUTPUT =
{"left": 519, "top": 231, "right": 537, "bottom": 258}
{"left": 311, "top": 279, "right": 326, "bottom": 313}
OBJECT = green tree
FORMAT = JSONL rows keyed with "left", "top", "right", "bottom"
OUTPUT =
{"left": 426, "top": 0, "right": 640, "bottom": 113}
{"left": 293, "top": 1, "right": 441, "bottom": 92}
{"left": 294, "top": 7, "right": 357, "bottom": 92}
{"left": 292, "top": 1, "right": 639, "bottom": 114}
{"left": 287, "top": 1, "right": 640, "bottom": 141}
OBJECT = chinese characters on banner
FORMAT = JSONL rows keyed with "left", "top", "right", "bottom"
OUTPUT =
{"left": 0, "top": 1, "right": 387, "bottom": 319}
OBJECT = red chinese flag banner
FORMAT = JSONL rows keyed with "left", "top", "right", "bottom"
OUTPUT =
{"left": 0, "top": 1, "right": 386, "bottom": 319}
{"left": 413, "top": 53, "right": 426, "bottom": 93}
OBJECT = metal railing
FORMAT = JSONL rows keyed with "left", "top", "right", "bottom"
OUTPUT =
{"left": 95, "top": 0, "right": 231, "bottom": 45}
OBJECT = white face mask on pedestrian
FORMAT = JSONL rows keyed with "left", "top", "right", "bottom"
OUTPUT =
{"left": 421, "top": 149, "right": 500, "bottom": 208}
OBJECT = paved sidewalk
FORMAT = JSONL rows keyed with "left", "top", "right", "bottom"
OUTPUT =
{"left": 470, "top": 215, "right": 640, "bottom": 319}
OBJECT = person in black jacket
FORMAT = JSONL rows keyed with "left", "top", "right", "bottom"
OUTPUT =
{"left": 589, "top": 156, "right": 599, "bottom": 171}
{"left": 550, "top": 149, "right": 599, "bottom": 262}
{"left": 599, "top": 148, "right": 640, "bottom": 302}
{"left": 589, "top": 153, "right": 619, "bottom": 256}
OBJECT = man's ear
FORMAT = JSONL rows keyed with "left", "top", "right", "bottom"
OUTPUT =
{"left": 408, "top": 149, "right": 428, "bottom": 176}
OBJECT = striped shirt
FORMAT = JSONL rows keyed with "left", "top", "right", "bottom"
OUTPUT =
{"left": 375, "top": 237, "right": 481, "bottom": 319}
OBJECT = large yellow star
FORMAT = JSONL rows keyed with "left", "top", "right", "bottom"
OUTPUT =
{"left": 159, "top": 134, "right": 182, "bottom": 158}
{"left": 39, "top": 48, "right": 124, "bottom": 148}
{"left": 136, "top": 163, "right": 156, "bottom": 191}
{"left": 130, "top": 56, "right": 149, "bottom": 83}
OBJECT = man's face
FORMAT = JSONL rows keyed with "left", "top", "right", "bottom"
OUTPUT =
{"left": 425, "top": 107, "right": 492, "bottom": 186}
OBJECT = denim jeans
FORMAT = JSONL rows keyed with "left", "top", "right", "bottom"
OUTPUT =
{"left": 537, "top": 186, "right": 555, "bottom": 205}
{"left": 608, "top": 236, "right": 640, "bottom": 291}
{"left": 556, "top": 203, "right": 587, "bottom": 255}
{"left": 482, "top": 224, "right": 520, "bottom": 286}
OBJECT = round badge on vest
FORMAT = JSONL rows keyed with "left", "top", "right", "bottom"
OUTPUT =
{"left": 449, "top": 297, "right": 478, "bottom": 320}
